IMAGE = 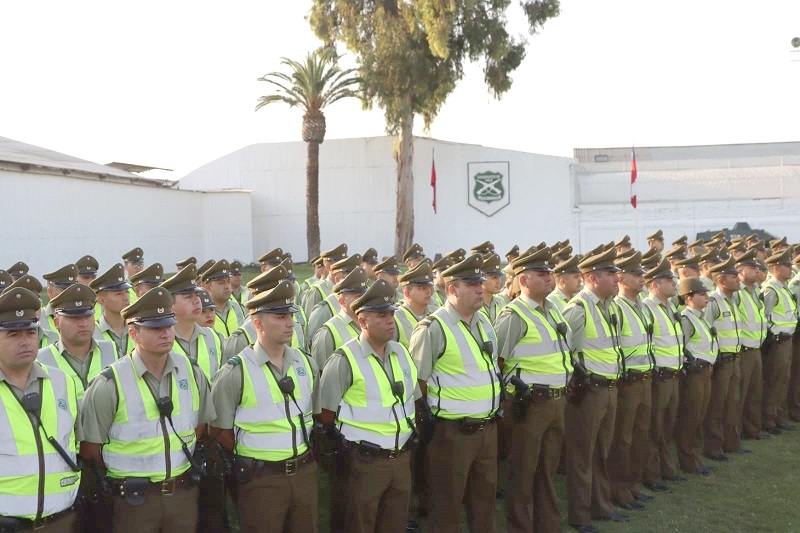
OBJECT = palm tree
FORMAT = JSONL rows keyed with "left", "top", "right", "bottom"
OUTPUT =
{"left": 256, "top": 48, "right": 360, "bottom": 260}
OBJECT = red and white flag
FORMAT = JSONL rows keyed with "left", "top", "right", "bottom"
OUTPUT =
{"left": 630, "top": 146, "right": 638, "bottom": 209}
{"left": 431, "top": 150, "right": 437, "bottom": 214}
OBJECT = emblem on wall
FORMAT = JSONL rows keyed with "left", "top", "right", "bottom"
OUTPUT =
{"left": 468, "top": 161, "right": 510, "bottom": 217}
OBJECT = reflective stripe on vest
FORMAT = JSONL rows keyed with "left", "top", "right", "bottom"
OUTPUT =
{"left": 0, "top": 364, "right": 80, "bottom": 519}
{"left": 501, "top": 299, "right": 572, "bottom": 387}
{"left": 103, "top": 354, "right": 200, "bottom": 482}
{"left": 37, "top": 341, "right": 117, "bottom": 398}
{"left": 172, "top": 328, "right": 222, "bottom": 381}
{"left": 682, "top": 310, "right": 718, "bottom": 364}
{"left": 323, "top": 316, "right": 360, "bottom": 350}
{"left": 214, "top": 300, "right": 245, "bottom": 337}
{"left": 394, "top": 305, "right": 420, "bottom": 349}
{"left": 427, "top": 309, "right": 500, "bottom": 419}
{"left": 94, "top": 328, "right": 135, "bottom": 357}
{"left": 737, "top": 287, "right": 766, "bottom": 347}
{"left": 480, "top": 296, "right": 503, "bottom": 323}
{"left": 763, "top": 280, "right": 798, "bottom": 334}
{"left": 322, "top": 293, "right": 341, "bottom": 316}
{"left": 615, "top": 297, "right": 654, "bottom": 371}
{"left": 546, "top": 292, "right": 568, "bottom": 314}
{"left": 571, "top": 295, "right": 623, "bottom": 378}
{"left": 643, "top": 298, "right": 683, "bottom": 369}
{"left": 337, "top": 339, "right": 417, "bottom": 450}
{"left": 708, "top": 292, "right": 741, "bottom": 354}
{"left": 235, "top": 347, "right": 314, "bottom": 461}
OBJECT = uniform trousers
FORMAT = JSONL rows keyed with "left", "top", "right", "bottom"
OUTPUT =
{"left": 506, "top": 395, "right": 565, "bottom": 533}
{"left": 739, "top": 348, "right": 764, "bottom": 438}
{"left": 762, "top": 339, "right": 792, "bottom": 428}
{"left": 565, "top": 385, "right": 617, "bottom": 526}
{"left": 704, "top": 357, "right": 739, "bottom": 457}
{"left": 15, "top": 511, "right": 78, "bottom": 533}
{"left": 236, "top": 461, "right": 318, "bottom": 533}
{"left": 676, "top": 366, "right": 712, "bottom": 473}
{"left": 426, "top": 418, "right": 498, "bottom": 533}
{"left": 790, "top": 334, "right": 800, "bottom": 421}
{"left": 197, "top": 436, "right": 228, "bottom": 533}
{"left": 643, "top": 372, "right": 679, "bottom": 483}
{"left": 609, "top": 378, "right": 651, "bottom": 505}
{"left": 346, "top": 445, "right": 412, "bottom": 533}
{"left": 111, "top": 484, "right": 198, "bottom": 533}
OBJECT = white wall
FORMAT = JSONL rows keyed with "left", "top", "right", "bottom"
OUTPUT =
{"left": 179, "top": 136, "right": 577, "bottom": 262}
{"left": 0, "top": 169, "right": 253, "bottom": 278}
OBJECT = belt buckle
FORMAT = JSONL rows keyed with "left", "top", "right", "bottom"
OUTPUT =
{"left": 388, "top": 449, "right": 397, "bottom": 460}
{"left": 161, "top": 477, "right": 176, "bottom": 496}
{"left": 552, "top": 388, "right": 562, "bottom": 400}
{"left": 608, "top": 379, "right": 615, "bottom": 389}
{"left": 476, "top": 421, "right": 486, "bottom": 431}
{"left": 285, "top": 458, "right": 298, "bottom": 476}
{"left": 34, "top": 517, "right": 46, "bottom": 530}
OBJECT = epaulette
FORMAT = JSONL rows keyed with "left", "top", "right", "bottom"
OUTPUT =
{"left": 418, "top": 316, "right": 434, "bottom": 328}
{"left": 331, "top": 349, "right": 345, "bottom": 358}
{"left": 101, "top": 368, "right": 114, "bottom": 380}
{"left": 228, "top": 355, "right": 242, "bottom": 367}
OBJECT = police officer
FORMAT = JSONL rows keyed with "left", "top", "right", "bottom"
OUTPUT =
{"left": 562, "top": 247, "right": 629, "bottom": 532}
{"left": 0, "top": 287, "right": 82, "bottom": 533}
{"left": 210, "top": 281, "right": 320, "bottom": 533}
{"left": 225, "top": 265, "right": 306, "bottom": 360}
{"left": 197, "top": 288, "right": 217, "bottom": 329}
{"left": 610, "top": 251, "right": 656, "bottom": 512}
{"left": 361, "top": 248, "right": 380, "bottom": 282}
{"left": 646, "top": 230, "right": 665, "bottom": 256}
{"left": 176, "top": 257, "right": 197, "bottom": 270}
{"left": 309, "top": 268, "right": 368, "bottom": 370}
{"left": 37, "top": 283, "right": 118, "bottom": 399}
{"left": 470, "top": 241, "right": 494, "bottom": 255}
{"left": 230, "top": 260, "right": 251, "bottom": 306}
{"left": 319, "top": 279, "right": 419, "bottom": 533}
{"left": 306, "top": 254, "right": 363, "bottom": 338}
{"left": 302, "top": 244, "right": 348, "bottom": 316}
{"left": 203, "top": 260, "right": 245, "bottom": 338}
{"left": 409, "top": 254, "right": 500, "bottom": 533}
{"left": 130, "top": 263, "right": 165, "bottom": 299}
{"left": 5, "top": 275, "right": 59, "bottom": 348}
{"left": 495, "top": 248, "right": 572, "bottom": 533}
{"left": 257, "top": 247, "right": 284, "bottom": 272}
{"left": 615, "top": 235, "right": 633, "bottom": 256}
{"left": 703, "top": 257, "right": 745, "bottom": 460}
{"left": 7, "top": 260, "right": 29, "bottom": 281}
{"left": 0, "top": 271, "right": 11, "bottom": 292}
{"left": 481, "top": 253, "right": 506, "bottom": 323}
{"left": 675, "top": 278, "right": 715, "bottom": 477}
{"left": 665, "top": 246, "right": 687, "bottom": 279}
{"left": 80, "top": 287, "right": 215, "bottom": 533}
{"left": 761, "top": 248, "right": 798, "bottom": 434}
{"left": 431, "top": 256, "right": 453, "bottom": 307}
{"left": 160, "top": 266, "right": 223, "bottom": 381}
{"left": 41, "top": 264, "right": 79, "bottom": 338}
{"left": 547, "top": 255, "right": 581, "bottom": 314}
{"left": 394, "top": 262, "right": 438, "bottom": 348}
{"left": 299, "top": 255, "right": 326, "bottom": 302}
{"left": 374, "top": 256, "right": 403, "bottom": 301}
{"left": 91, "top": 264, "right": 135, "bottom": 356}
{"left": 735, "top": 251, "right": 769, "bottom": 440}
{"left": 641, "top": 259, "right": 686, "bottom": 492}
{"left": 121, "top": 247, "right": 144, "bottom": 304}
{"left": 403, "top": 243, "right": 426, "bottom": 269}
{"left": 75, "top": 255, "right": 100, "bottom": 286}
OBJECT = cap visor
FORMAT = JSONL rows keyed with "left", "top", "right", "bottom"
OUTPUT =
{"left": 251, "top": 305, "right": 299, "bottom": 315}
{"left": 357, "top": 303, "right": 398, "bottom": 313}
{"left": 133, "top": 316, "right": 178, "bottom": 328}
{"left": 172, "top": 286, "right": 203, "bottom": 294}
{"left": 382, "top": 268, "right": 402, "bottom": 275}
{"left": 100, "top": 282, "right": 133, "bottom": 291}
{"left": 0, "top": 319, "right": 39, "bottom": 331}
{"left": 56, "top": 308, "right": 95, "bottom": 317}
{"left": 452, "top": 275, "right": 487, "bottom": 283}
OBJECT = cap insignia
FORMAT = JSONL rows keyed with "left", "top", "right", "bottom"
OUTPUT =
{"left": 157, "top": 307, "right": 165, "bottom": 314}
{"left": 384, "top": 296, "right": 389, "bottom": 301}
{"left": 15, "top": 310, "right": 24, "bottom": 317}
{"left": 75, "top": 301, "right": 82, "bottom": 306}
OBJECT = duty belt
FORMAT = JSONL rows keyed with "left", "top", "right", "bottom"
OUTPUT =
{"left": 656, "top": 367, "right": 681, "bottom": 380}
{"left": 343, "top": 440, "right": 411, "bottom": 460}
{"left": 587, "top": 373, "right": 617, "bottom": 388}
{"left": 741, "top": 346, "right": 761, "bottom": 353}
{"left": 622, "top": 369, "right": 653, "bottom": 383}
{"left": 717, "top": 353, "right": 739, "bottom": 366}
{"left": 437, "top": 416, "right": 498, "bottom": 435}
{"left": 109, "top": 470, "right": 195, "bottom": 497}
{"left": 235, "top": 450, "right": 314, "bottom": 477}
{"left": 527, "top": 385, "right": 566, "bottom": 401}
{"left": 0, "top": 507, "right": 75, "bottom": 531}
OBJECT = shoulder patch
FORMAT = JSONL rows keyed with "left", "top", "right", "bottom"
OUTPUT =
{"left": 188, "top": 355, "right": 199, "bottom": 366}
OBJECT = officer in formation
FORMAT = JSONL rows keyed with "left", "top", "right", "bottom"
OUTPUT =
{"left": 6, "top": 231, "right": 800, "bottom": 533}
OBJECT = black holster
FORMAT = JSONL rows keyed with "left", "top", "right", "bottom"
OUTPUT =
{"left": 0, "top": 516, "right": 20, "bottom": 533}
{"left": 566, "top": 373, "right": 588, "bottom": 406}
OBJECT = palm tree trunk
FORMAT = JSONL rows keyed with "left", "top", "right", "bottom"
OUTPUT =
{"left": 306, "top": 140, "right": 321, "bottom": 260}
{"left": 395, "top": 111, "right": 415, "bottom": 257}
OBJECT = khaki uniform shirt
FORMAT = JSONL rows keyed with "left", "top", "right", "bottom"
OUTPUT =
{"left": 319, "top": 334, "right": 422, "bottom": 413}
{"left": 94, "top": 315, "right": 130, "bottom": 356}
{"left": 409, "top": 301, "right": 498, "bottom": 382}
{"left": 81, "top": 350, "right": 215, "bottom": 444}
{"left": 211, "top": 342, "right": 320, "bottom": 429}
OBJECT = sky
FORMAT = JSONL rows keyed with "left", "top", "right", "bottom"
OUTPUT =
{"left": 2, "top": 0, "right": 799, "bottom": 181}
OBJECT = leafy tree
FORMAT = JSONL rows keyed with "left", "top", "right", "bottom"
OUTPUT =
{"left": 256, "top": 48, "right": 360, "bottom": 259}
{"left": 310, "top": 0, "right": 561, "bottom": 256}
